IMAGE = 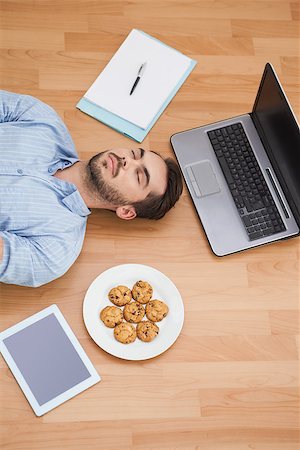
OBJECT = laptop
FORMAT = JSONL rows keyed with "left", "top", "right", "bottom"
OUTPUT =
{"left": 170, "top": 63, "right": 300, "bottom": 256}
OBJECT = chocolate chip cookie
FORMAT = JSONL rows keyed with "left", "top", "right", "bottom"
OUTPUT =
{"left": 136, "top": 321, "right": 159, "bottom": 342}
{"left": 132, "top": 280, "right": 153, "bottom": 304}
{"left": 100, "top": 306, "right": 123, "bottom": 328}
{"left": 123, "top": 301, "right": 145, "bottom": 323}
{"left": 114, "top": 322, "right": 137, "bottom": 344}
{"left": 146, "top": 300, "right": 169, "bottom": 322}
{"left": 108, "top": 285, "right": 132, "bottom": 306}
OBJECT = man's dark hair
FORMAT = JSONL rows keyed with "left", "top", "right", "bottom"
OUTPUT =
{"left": 132, "top": 157, "right": 183, "bottom": 220}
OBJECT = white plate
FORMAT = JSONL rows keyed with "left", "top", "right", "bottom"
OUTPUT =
{"left": 83, "top": 264, "right": 184, "bottom": 361}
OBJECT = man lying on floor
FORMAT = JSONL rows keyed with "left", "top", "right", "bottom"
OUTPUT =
{"left": 0, "top": 91, "right": 183, "bottom": 287}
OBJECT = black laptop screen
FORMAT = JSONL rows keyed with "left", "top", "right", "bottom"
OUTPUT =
{"left": 252, "top": 64, "right": 300, "bottom": 220}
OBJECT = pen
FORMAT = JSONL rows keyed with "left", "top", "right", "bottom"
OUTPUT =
{"left": 130, "top": 62, "right": 147, "bottom": 95}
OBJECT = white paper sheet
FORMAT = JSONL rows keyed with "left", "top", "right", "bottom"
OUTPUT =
{"left": 84, "top": 29, "right": 192, "bottom": 130}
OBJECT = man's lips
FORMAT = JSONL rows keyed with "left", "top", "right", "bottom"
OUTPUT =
{"left": 108, "top": 155, "right": 116, "bottom": 176}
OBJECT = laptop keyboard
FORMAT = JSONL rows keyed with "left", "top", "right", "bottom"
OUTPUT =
{"left": 207, "top": 123, "right": 286, "bottom": 241}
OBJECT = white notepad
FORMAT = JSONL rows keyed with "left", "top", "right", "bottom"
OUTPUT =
{"left": 84, "top": 29, "right": 193, "bottom": 130}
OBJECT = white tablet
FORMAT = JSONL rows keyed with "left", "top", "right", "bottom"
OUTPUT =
{"left": 0, "top": 304, "right": 100, "bottom": 416}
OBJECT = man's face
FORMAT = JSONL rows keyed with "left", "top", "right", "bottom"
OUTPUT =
{"left": 88, "top": 147, "right": 168, "bottom": 206}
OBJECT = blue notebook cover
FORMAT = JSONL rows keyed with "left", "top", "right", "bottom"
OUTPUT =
{"left": 76, "top": 30, "right": 197, "bottom": 143}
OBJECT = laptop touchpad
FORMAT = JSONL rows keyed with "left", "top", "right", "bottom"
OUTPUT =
{"left": 186, "top": 161, "right": 220, "bottom": 197}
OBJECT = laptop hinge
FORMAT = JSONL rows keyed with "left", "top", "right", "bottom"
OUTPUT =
{"left": 251, "top": 111, "right": 300, "bottom": 226}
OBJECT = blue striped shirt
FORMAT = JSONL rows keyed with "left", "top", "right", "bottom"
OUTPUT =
{"left": 0, "top": 90, "right": 90, "bottom": 287}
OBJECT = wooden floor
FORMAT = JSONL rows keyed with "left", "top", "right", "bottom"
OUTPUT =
{"left": 0, "top": 1, "right": 299, "bottom": 449}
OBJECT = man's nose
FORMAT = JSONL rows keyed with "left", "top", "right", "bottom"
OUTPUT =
{"left": 121, "top": 156, "right": 138, "bottom": 170}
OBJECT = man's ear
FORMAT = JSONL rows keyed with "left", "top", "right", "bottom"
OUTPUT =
{"left": 115, "top": 205, "right": 137, "bottom": 220}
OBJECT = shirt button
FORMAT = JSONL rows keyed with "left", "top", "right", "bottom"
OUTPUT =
{"left": 17, "top": 169, "right": 23, "bottom": 174}
{"left": 48, "top": 168, "right": 53, "bottom": 173}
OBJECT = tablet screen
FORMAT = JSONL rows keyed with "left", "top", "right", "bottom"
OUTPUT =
{"left": 3, "top": 313, "right": 91, "bottom": 406}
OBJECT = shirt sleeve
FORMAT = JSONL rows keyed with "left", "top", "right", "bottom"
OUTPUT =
{"left": 0, "top": 90, "right": 58, "bottom": 123}
{"left": 0, "top": 231, "right": 82, "bottom": 287}
{"left": 0, "top": 90, "right": 78, "bottom": 159}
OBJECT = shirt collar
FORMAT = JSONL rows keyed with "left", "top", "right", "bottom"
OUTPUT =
{"left": 62, "top": 190, "right": 91, "bottom": 217}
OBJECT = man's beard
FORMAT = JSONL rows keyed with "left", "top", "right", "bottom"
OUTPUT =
{"left": 87, "top": 151, "right": 129, "bottom": 206}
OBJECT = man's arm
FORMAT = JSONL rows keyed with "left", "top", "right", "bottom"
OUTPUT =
{"left": 0, "top": 90, "right": 58, "bottom": 124}
{"left": 0, "top": 231, "right": 81, "bottom": 287}
{"left": 0, "top": 237, "right": 3, "bottom": 263}
{"left": 0, "top": 90, "right": 77, "bottom": 158}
